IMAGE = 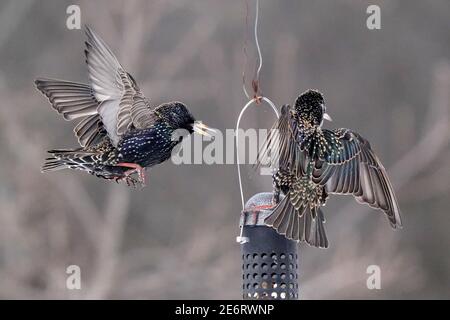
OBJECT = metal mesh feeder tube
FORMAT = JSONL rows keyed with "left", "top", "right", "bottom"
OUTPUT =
{"left": 240, "top": 192, "right": 299, "bottom": 300}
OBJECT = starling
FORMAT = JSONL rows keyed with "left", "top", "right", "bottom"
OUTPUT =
{"left": 259, "top": 89, "right": 402, "bottom": 248}
{"left": 36, "top": 27, "right": 213, "bottom": 187}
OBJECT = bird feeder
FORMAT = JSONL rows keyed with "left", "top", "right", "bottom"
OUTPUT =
{"left": 239, "top": 192, "right": 299, "bottom": 300}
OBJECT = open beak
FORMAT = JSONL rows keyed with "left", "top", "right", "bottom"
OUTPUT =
{"left": 323, "top": 113, "right": 333, "bottom": 122}
{"left": 192, "top": 121, "right": 216, "bottom": 137}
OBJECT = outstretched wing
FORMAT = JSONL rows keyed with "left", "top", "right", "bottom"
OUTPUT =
{"left": 35, "top": 78, "right": 106, "bottom": 147}
{"left": 314, "top": 128, "right": 402, "bottom": 228}
{"left": 84, "top": 27, "right": 154, "bottom": 145}
{"left": 256, "top": 105, "right": 307, "bottom": 174}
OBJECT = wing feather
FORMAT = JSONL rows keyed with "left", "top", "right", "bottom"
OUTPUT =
{"left": 321, "top": 129, "right": 402, "bottom": 228}
{"left": 84, "top": 27, "right": 154, "bottom": 146}
{"left": 35, "top": 78, "right": 107, "bottom": 147}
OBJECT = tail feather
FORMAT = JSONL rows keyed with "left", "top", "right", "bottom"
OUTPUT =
{"left": 310, "top": 206, "right": 328, "bottom": 248}
{"left": 41, "top": 149, "right": 96, "bottom": 174}
{"left": 266, "top": 195, "right": 294, "bottom": 235}
{"left": 265, "top": 195, "right": 329, "bottom": 248}
{"left": 41, "top": 157, "right": 69, "bottom": 172}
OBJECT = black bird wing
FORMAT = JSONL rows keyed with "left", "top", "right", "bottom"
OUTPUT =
{"left": 35, "top": 78, "right": 107, "bottom": 147}
{"left": 256, "top": 105, "right": 307, "bottom": 174}
{"left": 316, "top": 128, "right": 402, "bottom": 228}
{"left": 35, "top": 27, "right": 155, "bottom": 148}
{"left": 84, "top": 27, "right": 155, "bottom": 146}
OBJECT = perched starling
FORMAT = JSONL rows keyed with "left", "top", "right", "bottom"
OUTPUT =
{"left": 259, "top": 89, "right": 402, "bottom": 248}
{"left": 36, "top": 27, "right": 213, "bottom": 186}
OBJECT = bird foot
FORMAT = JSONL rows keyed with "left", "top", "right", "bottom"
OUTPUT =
{"left": 115, "top": 174, "right": 139, "bottom": 188}
{"left": 117, "top": 163, "right": 146, "bottom": 187}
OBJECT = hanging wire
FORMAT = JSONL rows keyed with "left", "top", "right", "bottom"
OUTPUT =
{"left": 236, "top": 0, "right": 280, "bottom": 244}
{"left": 242, "top": 0, "right": 250, "bottom": 99}
{"left": 253, "top": 0, "right": 263, "bottom": 93}
{"left": 242, "top": 0, "right": 263, "bottom": 100}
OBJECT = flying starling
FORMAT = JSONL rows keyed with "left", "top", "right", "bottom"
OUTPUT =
{"left": 259, "top": 89, "right": 402, "bottom": 248}
{"left": 36, "top": 27, "right": 213, "bottom": 187}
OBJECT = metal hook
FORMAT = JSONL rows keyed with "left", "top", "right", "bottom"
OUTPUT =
{"left": 235, "top": 96, "right": 279, "bottom": 244}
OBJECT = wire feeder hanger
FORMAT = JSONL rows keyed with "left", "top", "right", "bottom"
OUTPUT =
{"left": 236, "top": 0, "right": 279, "bottom": 244}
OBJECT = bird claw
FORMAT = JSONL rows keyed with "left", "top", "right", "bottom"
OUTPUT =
{"left": 128, "top": 169, "right": 146, "bottom": 188}
{"left": 116, "top": 163, "right": 147, "bottom": 188}
{"left": 115, "top": 175, "right": 139, "bottom": 188}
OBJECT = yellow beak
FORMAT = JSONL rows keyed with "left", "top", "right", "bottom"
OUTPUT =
{"left": 192, "top": 121, "right": 216, "bottom": 137}
{"left": 323, "top": 113, "right": 333, "bottom": 122}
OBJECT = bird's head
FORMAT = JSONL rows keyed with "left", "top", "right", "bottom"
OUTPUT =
{"left": 159, "top": 102, "right": 214, "bottom": 137}
{"left": 293, "top": 89, "right": 332, "bottom": 127}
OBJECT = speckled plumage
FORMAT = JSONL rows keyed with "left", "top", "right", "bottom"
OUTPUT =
{"left": 116, "top": 103, "right": 194, "bottom": 168}
{"left": 260, "top": 89, "right": 402, "bottom": 248}
{"left": 37, "top": 27, "right": 202, "bottom": 187}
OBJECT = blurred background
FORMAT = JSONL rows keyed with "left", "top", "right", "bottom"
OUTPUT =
{"left": 0, "top": 0, "right": 449, "bottom": 299}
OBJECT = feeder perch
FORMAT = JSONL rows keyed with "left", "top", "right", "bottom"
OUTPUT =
{"left": 240, "top": 192, "right": 299, "bottom": 300}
